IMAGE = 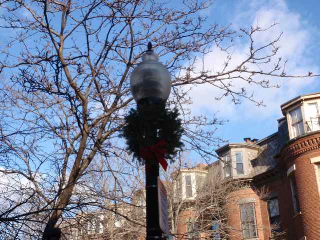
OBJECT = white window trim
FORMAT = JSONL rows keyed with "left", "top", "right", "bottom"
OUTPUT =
{"left": 314, "top": 163, "right": 320, "bottom": 194}
{"left": 310, "top": 157, "right": 320, "bottom": 194}
{"left": 287, "top": 164, "right": 296, "bottom": 177}
{"left": 287, "top": 164, "right": 301, "bottom": 214}
{"left": 310, "top": 156, "right": 320, "bottom": 164}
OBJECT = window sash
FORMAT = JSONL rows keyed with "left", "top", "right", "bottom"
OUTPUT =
{"left": 236, "top": 163, "right": 244, "bottom": 175}
{"left": 290, "top": 107, "right": 304, "bottom": 137}
{"left": 308, "top": 103, "right": 319, "bottom": 116}
{"left": 235, "top": 152, "right": 243, "bottom": 163}
{"left": 185, "top": 175, "right": 193, "bottom": 198}
{"left": 290, "top": 107, "right": 302, "bottom": 124}
{"left": 292, "top": 121, "right": 304, "bottom": 137}
{"left": 308, "top": 117, "right": 320, "bottom": 131}
{"left": 235, "top": 152, "right": 244, "bottom": 175}
{"left": 242, "top": 222, "right": 258, "bottom": 238}
{"left": 267, "top": 198, "right": 280, "bottom": 218}
{"left": 224, "top": 155, "right": 232, "bottom": 177}
{"left": 176, "top": 177, "right": 182, "bottom": 197}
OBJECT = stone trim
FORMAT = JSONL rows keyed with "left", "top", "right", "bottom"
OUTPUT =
{"left": 280, "top": 132, "right": 320, "bottom": 162}
{"left": 310, "top": 156, "right": 320, "bottom": 164}
{"left": 287, "top": 164, "right": 296, "bottom": 176}
{"left": 238, "top": 198, "right": 256, "bottom": 204}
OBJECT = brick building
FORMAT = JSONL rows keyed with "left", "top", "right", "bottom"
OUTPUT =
{"left": 63, "top": 93, "right": 320, "bottom": 239}
{"left": 174, "top": 92, "right": 320, "bottom": 240}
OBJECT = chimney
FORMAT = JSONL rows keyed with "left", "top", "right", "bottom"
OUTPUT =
{"left": 244, "top": 138, "right": 258, "bottom": 144}
{"left": 197, "top": 163, "right": 208, "bottom": 169}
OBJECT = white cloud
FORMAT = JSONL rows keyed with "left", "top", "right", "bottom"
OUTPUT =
{"left": 188, "top": 0, "right": 319, "bottom": 121}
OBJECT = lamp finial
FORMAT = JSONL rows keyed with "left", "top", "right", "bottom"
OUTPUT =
{"left": 147, "top": 42, "right": 152, "bottom": 51}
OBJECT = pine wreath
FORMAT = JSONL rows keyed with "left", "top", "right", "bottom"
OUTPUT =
{"left": 121, "top": 108, "right": 184, "bottom": 164}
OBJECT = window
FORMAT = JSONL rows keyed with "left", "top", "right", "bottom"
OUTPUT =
{"left": 85, "top": 216, "right": 103, "bottom": 234}
{"left": 289, "top": 175, "right": 300, "bottom": 213}
{"left": 267, "top": 197, "right": 281, "bottom": 232}
{"left": 211, "top": 221, "right": 221, "bottom": 240}
{"left": 97, "top": 215, "right": 104, "bottom": 234}
{"left": 307, "top": 103, "right": 320, "bottom": 131}
{"left": 114, "top": 214, "right": 122, "bottom": 227}
{"left": 223, "top": 155, "right": 231, "bottom": 178}
{"left": 186, "top": 219, "right": 200, "bottom": 239}
{"left": 86, "top": 217, "right": 96, "bottom": 235}
{"left": 196, "top": 175, "right": 205, "bottom": 190}
{"left": 289, "top": 107, "right": 304, "bottom": 138}
{"left": 70, "top": 228, "right": 79, "bottom": 240}
{"left": 235, "top": 152, "right": 244, "bottom": 175}
{"left": 240, "top": 203, "right": 258, "bottom": 239}
{"left": 185, "top": 175, "right": 193, "bottom": 198}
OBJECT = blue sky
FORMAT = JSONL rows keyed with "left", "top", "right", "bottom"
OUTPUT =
{"left": 187, "top": 0, "right": 320, "bottom": 147}
{"left": 1, "top": 0, "right": 320, "bottom": 167}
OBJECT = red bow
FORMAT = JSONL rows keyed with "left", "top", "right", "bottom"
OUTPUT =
{"left": 140, "top": 139, "right": 168, "bottom": 171}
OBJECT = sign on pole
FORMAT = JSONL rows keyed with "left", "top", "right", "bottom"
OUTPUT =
{"left": 158, "top": 178, "right": 169, "bottom": 235}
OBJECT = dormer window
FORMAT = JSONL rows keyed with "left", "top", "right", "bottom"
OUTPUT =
{"left": 289, "top": 107, "right": 304, "bottom": 138}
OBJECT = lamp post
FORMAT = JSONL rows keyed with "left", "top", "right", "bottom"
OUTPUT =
{"left": 130, "top": 43, "right": 171, "bottom": 239}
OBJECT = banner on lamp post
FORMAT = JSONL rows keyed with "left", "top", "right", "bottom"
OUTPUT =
{"left": 158, "top": 178, "right": 169, "bottom": 235}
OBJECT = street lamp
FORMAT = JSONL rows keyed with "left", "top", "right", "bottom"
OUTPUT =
{"left": 130, "top": 43, "right": 171, "bottom": 239}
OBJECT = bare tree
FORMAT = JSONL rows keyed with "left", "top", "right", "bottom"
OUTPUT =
{"left": 165, "top": 163, "right": 243, "bottom": 239}
{"left": 0, "top": 0, "right": 314, "bottom": 238}
{"left": 165, "top": 163, "right": 287, "bottom": 240}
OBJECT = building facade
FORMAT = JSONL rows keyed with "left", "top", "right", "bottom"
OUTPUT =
{"left": 63, "top": 93, "right": 320, "bottom": 239}
{"left": 175, "top": 92, "right": 320, "bottom": 240}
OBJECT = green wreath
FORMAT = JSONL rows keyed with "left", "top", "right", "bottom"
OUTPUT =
{"left": 121, "top": 108, "right": 184, "bottom": 164}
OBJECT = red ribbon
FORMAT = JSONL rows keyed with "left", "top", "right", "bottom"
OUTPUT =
{"left": 140, "top": 139, "right": 168, "bottom": 171}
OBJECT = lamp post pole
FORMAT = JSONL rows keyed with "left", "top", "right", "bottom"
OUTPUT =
{"left": 130, "top": 43, "right": 171, "bottom": 239}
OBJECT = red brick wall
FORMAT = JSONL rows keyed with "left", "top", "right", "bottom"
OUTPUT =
{"left": 293, "top": 151, "right": 320, "bottom": 239}
{"left": 280, "top": 132, "right": 320, "bottom": 239}
{"left": 258, "top": 174, "right": 304, "bottom": 240}
{"left": 176, "top": 209, "right": 194, "bottom": 240}
{"left": 226, "top": 188, "right": 269, "bottom": 240}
